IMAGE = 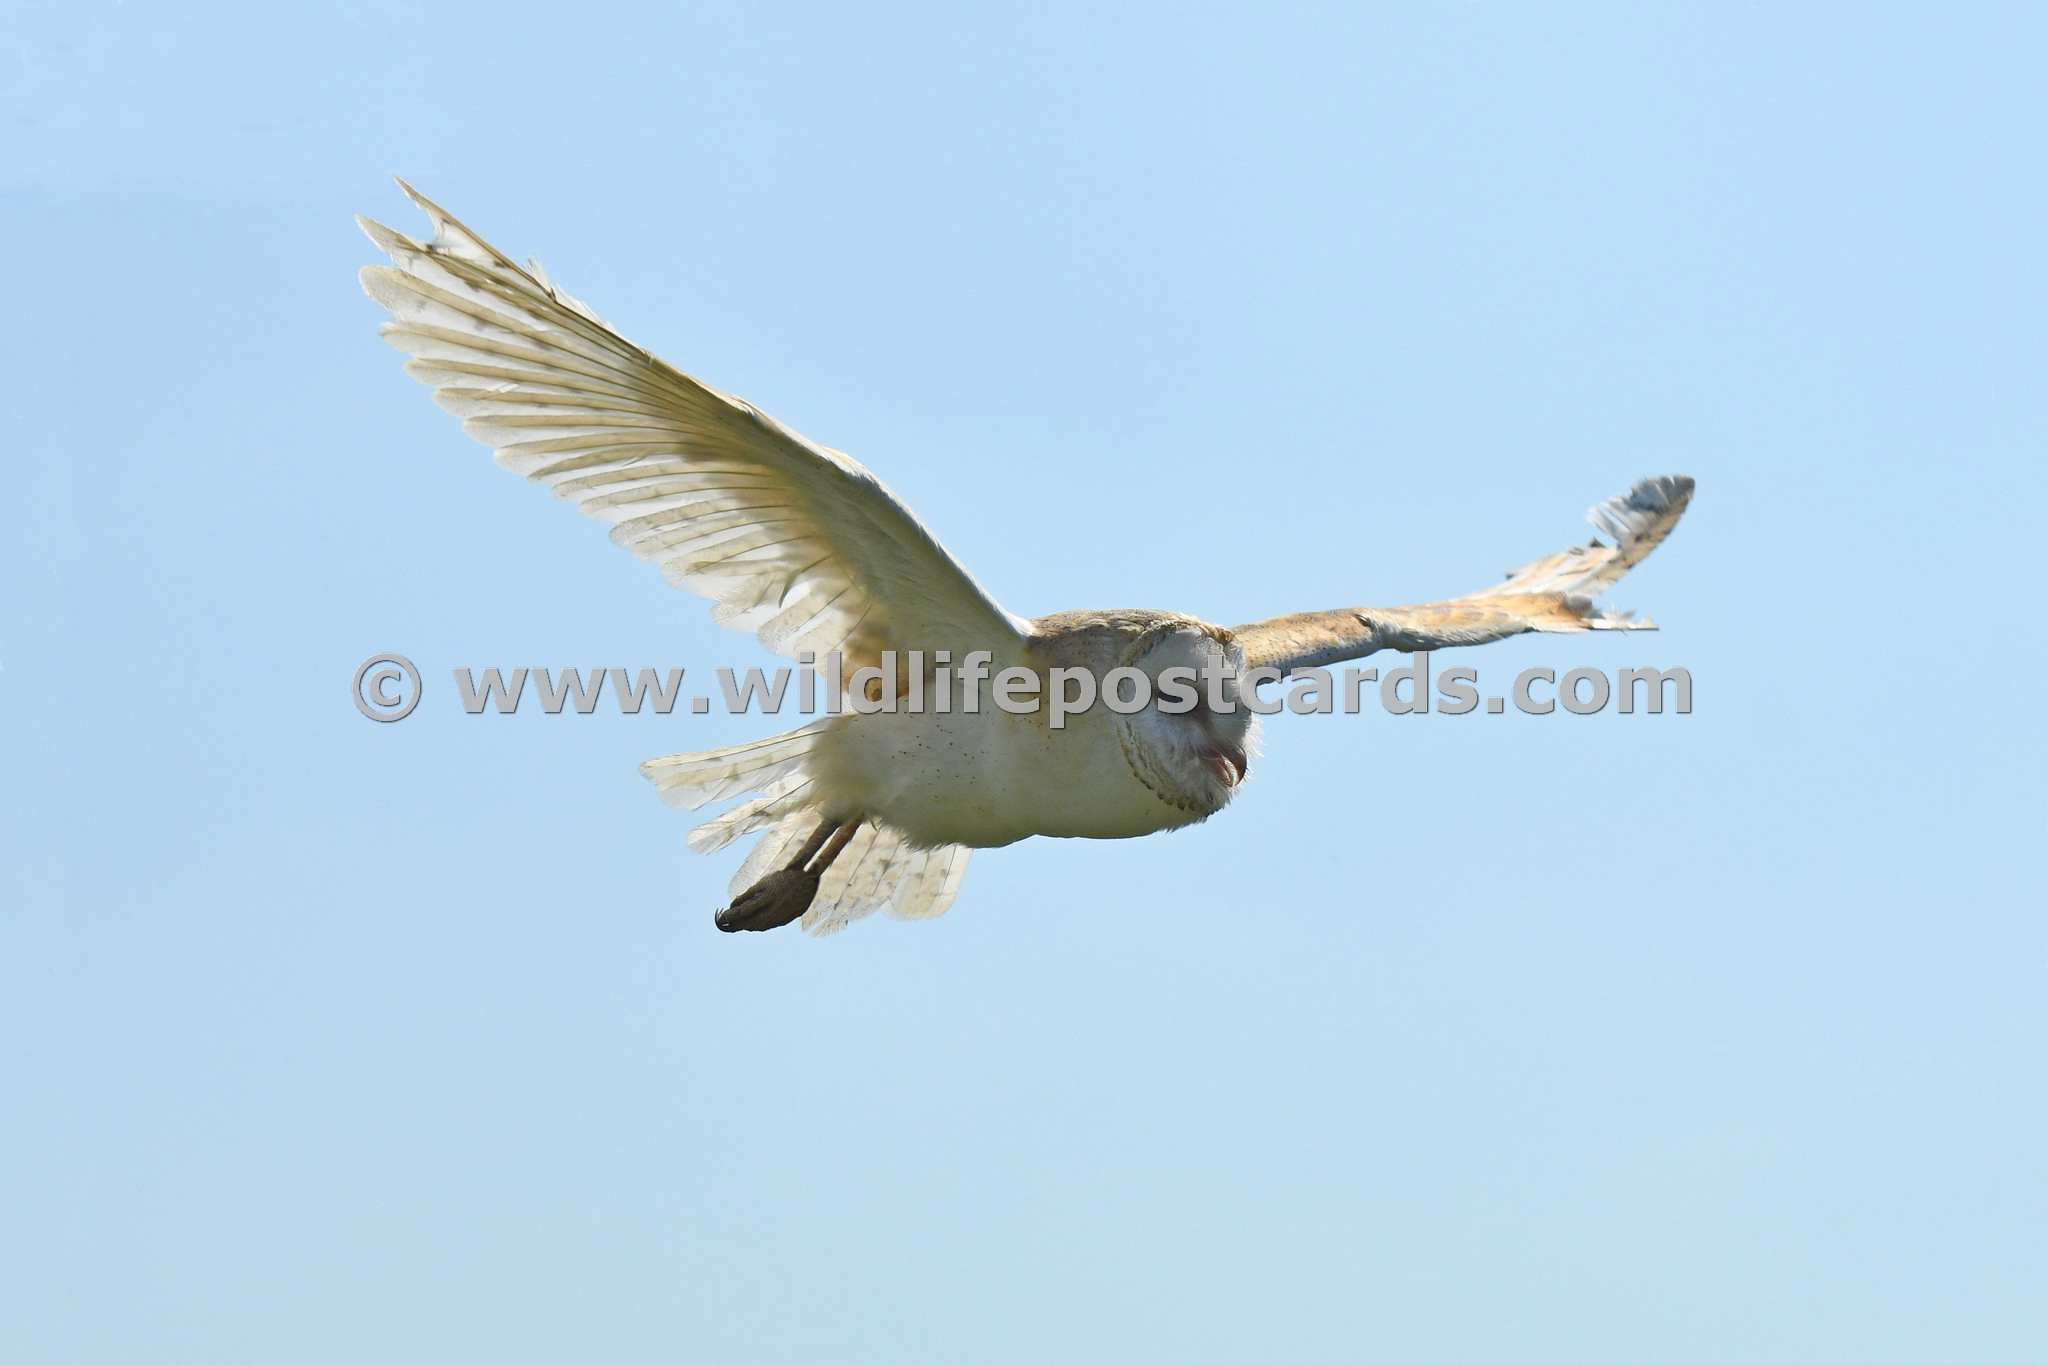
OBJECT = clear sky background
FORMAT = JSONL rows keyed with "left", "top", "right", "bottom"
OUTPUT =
{"left": 4, "top": 2, "right": 2043, "bottom": 1361}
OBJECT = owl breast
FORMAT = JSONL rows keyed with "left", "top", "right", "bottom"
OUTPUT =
{"left": 808, "top": 703, "right": 1213, "bottom": 849}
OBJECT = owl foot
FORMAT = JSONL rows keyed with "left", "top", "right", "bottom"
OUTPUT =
{"left": 715, "top": 818, "right": 859, "bottom": 932}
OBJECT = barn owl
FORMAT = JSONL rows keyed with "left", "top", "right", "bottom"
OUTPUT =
{"left": 360, "top": 183, "right": 1694, "bottom": 936}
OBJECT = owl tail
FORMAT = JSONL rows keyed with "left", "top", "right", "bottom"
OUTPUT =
{"left": 639, "top": 723, "right": 973, "bottom": 936}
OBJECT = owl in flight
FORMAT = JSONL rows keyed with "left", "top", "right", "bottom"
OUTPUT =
{"left": 360, "top": 184, "right": 1693, "bottom": 936}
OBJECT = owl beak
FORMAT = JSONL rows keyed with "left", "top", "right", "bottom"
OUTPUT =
{"left": 1201, "top": 739, "right": 1247, "bottom": 787}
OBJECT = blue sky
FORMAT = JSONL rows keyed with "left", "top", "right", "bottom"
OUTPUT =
{"left": 4, "top": 2, "right": 2044, "bottom": 1360}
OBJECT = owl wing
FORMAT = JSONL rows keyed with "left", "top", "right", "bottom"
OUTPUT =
{"left": 358, "top": 181, "right": 1028, "bottom": 672}
{"left": 1234, "top": 475, "right": 1694, "bottom": 673}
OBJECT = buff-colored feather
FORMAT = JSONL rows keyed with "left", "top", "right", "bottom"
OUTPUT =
{"left": 1235, "top": 476, "right": 1694, "bottom": 674}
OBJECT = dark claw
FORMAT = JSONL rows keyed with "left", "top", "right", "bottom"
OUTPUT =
{"left": 715, "top": 867, "right": 822, "bottom": 933}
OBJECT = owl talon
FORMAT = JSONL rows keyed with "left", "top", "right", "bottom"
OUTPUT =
{"left": 714, "top": 818, "right": 860, "bottom": 933}
{"left": 716, "top": 867, "right": 821, "bottom": 932}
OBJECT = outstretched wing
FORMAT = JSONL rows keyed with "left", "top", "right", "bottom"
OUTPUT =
{"left": 1234, "top": 475, "right": 1694, "bottom": 673}
{"left": 359, "top": 181, "right": 1028, "bottom": 671}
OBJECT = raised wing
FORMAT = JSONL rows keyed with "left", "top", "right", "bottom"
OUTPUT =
{"left": 1235, "top": 475, "right": 1694, "bottom": 673}
{"left": 358, "top": 181, "right": 1029, "bottom": 671}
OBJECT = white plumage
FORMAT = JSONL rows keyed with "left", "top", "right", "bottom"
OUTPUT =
{"left": 360, "top": 184, "right": 1695, "bottom": 936}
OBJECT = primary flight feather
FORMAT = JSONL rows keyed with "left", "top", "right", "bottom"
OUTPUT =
{"left": 360, "top": 183, "right": 1694, "bottom": 936}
